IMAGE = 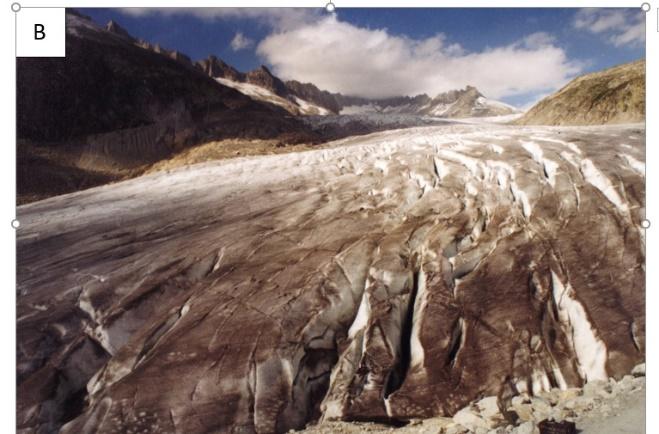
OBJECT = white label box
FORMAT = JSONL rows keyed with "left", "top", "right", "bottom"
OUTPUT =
{"left": 16, "top": 7, "right": 65, "bottom": 57}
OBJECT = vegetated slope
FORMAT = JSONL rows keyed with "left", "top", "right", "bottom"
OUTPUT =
{"left": 16, "top": 11, "right": 317, "bottom": 203}
{"left": 17, "top": 124, "right": 645, "bottom": 434}
{"left": 516, "top": 59, "right": 645, "bottom": 126}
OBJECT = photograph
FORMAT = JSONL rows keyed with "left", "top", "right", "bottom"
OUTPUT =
{"left": 15, "top": 6, "right": 646, "bottom": 434}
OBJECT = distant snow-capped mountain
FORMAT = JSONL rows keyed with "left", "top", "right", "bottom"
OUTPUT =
{"left": 195, "top": 55, "right": 520, "bottom": 118}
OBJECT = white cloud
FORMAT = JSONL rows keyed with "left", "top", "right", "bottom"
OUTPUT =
{"left": 256, "top": 16, "right": 581, "bottom": 99}
{"left": 573, "top": 8, "right": 644, "bottom": 47}
{"left": 230, "top": 32, "right": 253, "bottom": 51}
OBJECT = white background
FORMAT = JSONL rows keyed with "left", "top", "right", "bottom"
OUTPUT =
{"left": 0, "top": 1, "right": 654, "bottom": 433}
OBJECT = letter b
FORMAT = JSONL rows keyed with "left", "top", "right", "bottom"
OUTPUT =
{"left": 34, "top": 24, "right": 45, "bottom": 40}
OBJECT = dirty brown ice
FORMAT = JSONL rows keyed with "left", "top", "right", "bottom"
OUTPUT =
{"left": 16, "top": 123, "right": 645, "bottom": 433}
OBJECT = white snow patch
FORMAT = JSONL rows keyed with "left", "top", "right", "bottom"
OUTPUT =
{"left": 433, "top": 157, "right": 449, "bottom": 180}
{"left": 490, "top": 144, "right": 504, "bottom": 154}
{"left": 620, "top": 154, "right": 645, "bottom": 176}
{"left": 410, "top": 268, "right": 428, "bottom": 368}
{"left": 522, "top": 141, "right": 544, "bottom": 163}
{"left": 551, "top": 362, "right": 568, "bottom": 390}
{"left": 348, "top": 291, "right": 371, "bottom": 339}
{"left": 522, "top": 141, "right": 559, "bottom": 187}
{"left": 560, "top": 151, "right": 580, "bottom": 168}
{"left": 439, "top": 150, "right": 482, "bottom": 178}
{"left": 374, "top": 159, "right": 389, "bottom": 174}
{"left": 580, "top": 159, "right": 628, "bottom": 212}
{"left": 510, "top": 181, "right": 532, "bottom": 218}
{"left": 551, "top": 271, "right": 608, "bottom": 382}
{"left": 564, "top": 142, "right": 582, "bottom": 155}
{"left": 531, "top": 369, "right": 552, "bottom": 394}
{"left": 216, "top": 77, "right": 327, "bottom": 115}
{"left": 543, "top": 159, "right": 559, "bottom": 188}
{"left": 293, "top": 96, "right": 330, "bottom": 115}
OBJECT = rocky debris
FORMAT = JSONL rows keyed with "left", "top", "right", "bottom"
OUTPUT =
{"left": 17, "top": 124, "right": 644, "bottom": 433}
{"left": 300, "top": 363, "right": 644, "bottom": 433}
{"left": 447, "top": 364, "right": 645, "bottom": 433}
{"left": 537, "top": 420, "right": 576, "bottom": 434}
{"left": 516, "top": 59, "right": 645, "bottom": 126}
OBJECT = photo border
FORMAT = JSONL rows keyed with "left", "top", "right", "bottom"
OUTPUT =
{"left": 1, "top": 2, "right": 653, "bottom": 433}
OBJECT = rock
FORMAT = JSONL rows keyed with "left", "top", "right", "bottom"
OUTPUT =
{"left": 570, "top": 396, "right": 596, "bottom": 412}
{"left": 453, "top": 406, "right": 489, "bottom": 430}
{"left": 632, "top": 363, "right": 645, "bottom": 377}
{"left": 558, "top": 388, "right": 582, "bottom": 401}
{"left": 537, "top": 389, "right": 561, "bottom": 406}
{"left": 583, "top": 380, "right": 613, "bottom": 398}
{"left": 246, "top": 65, "right": 291, "bottom": 98}
{"left": 529, "top": 397, "right": 552, "bottom": 420}
{"left": 446, "top": 425, "right": 470, "bottom": 434}
{"left": 477, "top": 396, "right": 503, "bottom": 422}
{"left": 195, "top": 55, "right": 245, "bottom": 82}
{"left": 511, "top": 404, "right": 534, "bottom": 423}
{"left": 513, "top": 421, "right": 536, "bottom": 434}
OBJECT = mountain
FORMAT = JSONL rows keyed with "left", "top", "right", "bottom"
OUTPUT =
{"left": 17, "top": 10, "right": 317, "bottom": 203}
{"left": 196, "top": 54, "right": 244, "bottom": 81}
{"left": 516, "top": 59, "right": 645, "bottom": 125}
{"left": 194, "top": 55, "right": 519, "bottom": 118}
{"left": 426, "top": 85, "right": 519, "bottom": 117}
{"left": 285, "top": 79, "right": 343, "bottom": 113}
{"left": 339, "top": 86, "right": 519, "bottom": 118}
{"left": 194, "top": 56, "right": 336, "bottom": 115}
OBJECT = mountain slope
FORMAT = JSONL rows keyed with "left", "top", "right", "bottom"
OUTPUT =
{"left": 516, "top": 59, "right": 645, "bottom": 125}
{"left": 17, "top": 11, "right": 317, "bottom": 203}
{"left": 195, "top": 56, "right": 334, "bottom": 115}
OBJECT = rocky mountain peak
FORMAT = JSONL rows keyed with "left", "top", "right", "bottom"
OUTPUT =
{"left": 105, "top": 20, "right": 133, "bottom": 40}
{"left": 195, "top": 55, "right": 245, "bottom": 81}
{"left": 246, "top": 65, "right": 289, "bottom": 97}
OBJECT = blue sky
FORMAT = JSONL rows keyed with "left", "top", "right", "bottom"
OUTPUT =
{"left": 79, "top": 7, "right": 645, "bottom": 107}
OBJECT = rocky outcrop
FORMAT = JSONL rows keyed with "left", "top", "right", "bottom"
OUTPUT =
{"left": 17, "top": 124, "right": 644, "bottom": 433}
{"left": 286, "top": 80, "right": 342, "bottom": 114}
{"left": 195, "top": 55, "right": 245, "bottom": 82}
{"left": 246, "top": 65, "right": 290, "bottom": 98}
{"left": 105, "top": 20, "right": 132, "bottom": 40}
{"left": 134, "top": 40, "right": 193, "bottom": 66}
{"left": 516, "top": 59, "right": 645, "bottom": 126}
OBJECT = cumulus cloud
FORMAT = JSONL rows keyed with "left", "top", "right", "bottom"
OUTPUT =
{"left": 230, "top": 32, "right": 253, "bottom": 51}
{"left": 256, "top": 16, "right": 581, "bottom": 99}
{"left": 574, "top": 8, "right": 644, "bottom": 47}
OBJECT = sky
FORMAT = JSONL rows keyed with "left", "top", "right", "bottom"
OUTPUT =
{"left": 79, "top": 7, "right": 645, "bottom": 108}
